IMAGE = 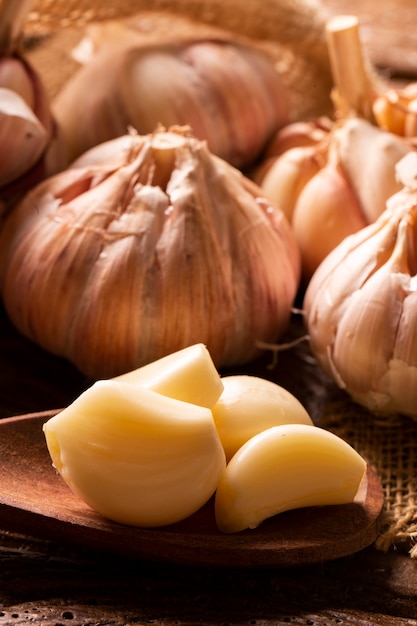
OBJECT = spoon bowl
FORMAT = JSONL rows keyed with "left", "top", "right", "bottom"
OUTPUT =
{"left": 0, "top": 410, "right": 384, "bottom": 567}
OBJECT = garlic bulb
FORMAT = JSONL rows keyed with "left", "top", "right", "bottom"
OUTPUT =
{"left": 52, "top": 37, "right": 290, "bottom": 169}
{"left": 373, "top": 83, "right": 417, "bottom": 138}
{"left": 304, "top": 151, "right": 417, "bottom": 418}
{"left": 255, "top": 116, "right": 412, "bottom": 280}
{"left": 0, "top": 0, "right": 65, "bottom": 212}
{"left": 0, "top": 127, "right": 300, "bottom": 379}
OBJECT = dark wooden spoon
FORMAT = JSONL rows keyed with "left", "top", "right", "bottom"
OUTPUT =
{"left": 0, "top": 410, "right": 384, "bottom": 567}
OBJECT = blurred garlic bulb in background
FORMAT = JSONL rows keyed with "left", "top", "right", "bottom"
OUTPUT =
{"left": 0, "top": 0, "right": 64, "bottom": 212}
{"left": 373, "top": 83, "right": 417, "bottom": 139}
{"left": 52, "top": 35, "right": 290, "bottom": 169}
{"left": 304, "top": 151, "right": 417, "bottom": 419}
{"left": 0, "top": 127, "right": 300, "bottom": 379}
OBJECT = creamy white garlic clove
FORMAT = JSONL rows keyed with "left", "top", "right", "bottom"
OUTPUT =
{"left": 0, "top": 127, "right": 300, "bottom": 379}
{"left": 304, "top": 152, "right": 417, "bottom": 418}
{"left": 215, "top": 423, "right": 366, "bottom": 533}
{"left": 43, "top": 380, "right": 226, "bottom": 527}
{"left": 212, "top": 375, "right": 313, "bottom": 461}
{"left": 113, "top": 343, "right": 224, "bottom": 409}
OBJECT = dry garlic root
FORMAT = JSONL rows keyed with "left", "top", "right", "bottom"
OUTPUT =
{"left": 44, "top": 343, "right": 366, "bottom": 532}
{"left": 304, "top": 152, "right": 417, "bottom": 418}
{"left": 52, "top": 36, "right": 290, "bottom": 169}
{"left": 0, "top": 127, "right": 300, "bottom": 379}
{"left": 212, "top": 375, "right": 312, "bottom": 461}
{"left": 215, "top": 423, "right": 367, "bottom": 534}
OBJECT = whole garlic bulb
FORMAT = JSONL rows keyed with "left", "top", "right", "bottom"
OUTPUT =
{"left": 303, "top": 151, "right": 417, "bottom": 418}
{"left": 0, "top": 127, "right": 300, "bottom": 379}
{"left": 52, "top": 37, "right": 290, "bottom": 169}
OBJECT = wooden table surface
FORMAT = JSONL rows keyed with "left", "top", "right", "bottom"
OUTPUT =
{"left": 1, "top": 1, "right": 417, "bottom": 624}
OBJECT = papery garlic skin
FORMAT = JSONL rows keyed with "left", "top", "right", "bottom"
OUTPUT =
{"left": 215, "top": 423, "right": 366, "bottom": 534}
{"left": 0, "top": 128, "right": 300, "bottom": 379}
{"left": 212, "top": 375, "right": 312, "bottom": 461}
{"left": 304, "top": 152, "right": 417, "bottom": 417}
{"left": 53, "top": 38, "right": 290, "bottom": 169}
{"left": 113, "top": 343, "right": 223, "bottom": 409}
{"left": 43, "top": 380, "right": 226, "bottom": 527}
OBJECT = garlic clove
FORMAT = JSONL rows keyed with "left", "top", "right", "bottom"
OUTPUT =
{"left": 256, "top": 145, "right": 323, "bottom": 223}
{"left": 212, "top": 375, "right": 312, "bottom": 461}
{"left": 113, "top": 343, "right": 224, "bottom": 409}
{"left": 43, "top": 379, "right": 226, "bottom": 527}
{"left": 0, "top": 87, "right": 49, "bottom": 186}
{"left": 214, "top": 423, "right": 367, "bottom": 534}
{"left": 263, "top": 117, "right": 332, "bottom": 158}
{"left": 291, "top": 146, "right": 367, "bottom": 280}
{"left": 333, "top": 117, "right": 411, "bottom": 223}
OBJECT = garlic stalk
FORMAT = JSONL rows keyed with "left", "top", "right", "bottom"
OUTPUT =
{"left": 0, "top": 126, "right": 300, "bottom": 379}
{"left": 52, "top": 36, "right": 290, "bottom": 169}
{"left": 304, "top": 151, "right": 417, "bottom": 418}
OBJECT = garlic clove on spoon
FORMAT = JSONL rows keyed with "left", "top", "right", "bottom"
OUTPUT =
{"left": 43, "top": 379, "right": 226, "bottom": 527}
{"left": 0, "top": 127, "right": 300, "bottom": 379}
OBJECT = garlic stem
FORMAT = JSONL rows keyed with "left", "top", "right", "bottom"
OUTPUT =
{"left": 325, "top": 14, "right": 376, "bottom": 120}
{"left": 0, "top": 0, "right": 34, "bottom": 55}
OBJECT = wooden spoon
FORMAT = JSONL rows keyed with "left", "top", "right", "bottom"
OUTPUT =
{"left": 0, "top": 410, "right": 384, "bottom": 567}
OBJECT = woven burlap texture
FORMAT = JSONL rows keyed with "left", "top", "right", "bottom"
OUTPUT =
{"left": 320, "top": 399, "right": 417, "bottom": 557}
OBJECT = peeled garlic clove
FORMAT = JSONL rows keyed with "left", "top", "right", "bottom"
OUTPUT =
{"left": 113, "top": 343, "right": 223, "bottom": 409}
{"left": 53, "top": 38, "right": 290, "bottom": 169}
{"left": 0, "top": 128, "right": 300, "bottom": 378}
{"left": 334, "top": 117, "right": 411, "bottom": 223}
{"left": 212, "top": 375, "right": 312, "bottom": 461}
{"left": 0, "top": 87, "right": 49, "bottom": 186}
{"left": 43, "top": 379, "right": 226, "bottom": 527}
{"left": 304, "top": 152, "right": 417, "bottom": 417}
{"left": 215, "top": 423, "right": 367, "bottom": 533}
